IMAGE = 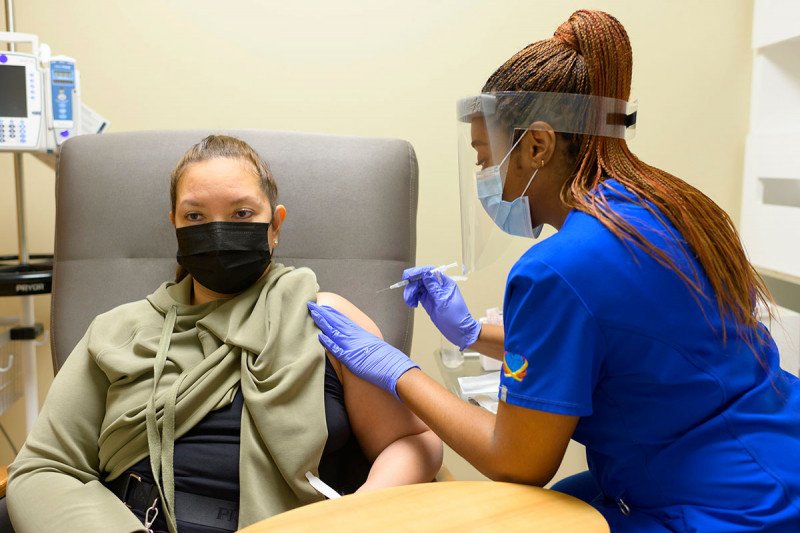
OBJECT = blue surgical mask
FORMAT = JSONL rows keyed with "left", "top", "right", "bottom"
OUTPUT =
{"left": 475, "top": 136, "right": 543, "bottom": 239}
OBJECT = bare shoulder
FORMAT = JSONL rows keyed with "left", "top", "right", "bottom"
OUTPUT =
{"left": 315, "top": 292, "right": 383, "bottom": 339}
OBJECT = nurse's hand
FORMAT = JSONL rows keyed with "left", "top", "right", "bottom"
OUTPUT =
{"left": 403, "top": 266, "right": 481, "bottom": 351}
{"left": 308, "top": 302, "right": 418, "bottom": 399}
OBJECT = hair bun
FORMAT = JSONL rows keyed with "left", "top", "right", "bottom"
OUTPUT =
{"left": 553, "top": 21, "right": 580, "bottom": 53}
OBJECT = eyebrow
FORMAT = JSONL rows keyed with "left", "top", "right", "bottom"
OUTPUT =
{"left": 471, "top": 140, "right": 487, "bottom": 148}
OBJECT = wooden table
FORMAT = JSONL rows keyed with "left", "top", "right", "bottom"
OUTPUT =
{"left": 239, "top": 481, "right": 609, "bottom": 532}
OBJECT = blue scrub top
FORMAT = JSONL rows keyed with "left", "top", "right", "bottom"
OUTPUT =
{"left": 500, "top": 179, "right": 800, "bottom": 532}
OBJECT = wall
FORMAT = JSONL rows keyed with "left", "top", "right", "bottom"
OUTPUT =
{"left": 0, "top": 0, "right": 754, "bottom": 482}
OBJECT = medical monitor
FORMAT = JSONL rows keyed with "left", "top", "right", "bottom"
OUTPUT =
{"left": 0, "top": 51, "right": 43, "bottom": 152}
{"left": 0, "top": 64, "right": 28, "bottom": 117}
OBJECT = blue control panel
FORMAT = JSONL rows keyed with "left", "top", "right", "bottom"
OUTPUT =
{"left": 50, "top": 60, "right": 76, "bottom": 124}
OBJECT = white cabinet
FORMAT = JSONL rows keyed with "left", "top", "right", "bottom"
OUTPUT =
{"left": 740, "top": 0, "right": 800, "bottom": 282}
{"left": 761, "top": 304, "right": 800, "bottom": 376}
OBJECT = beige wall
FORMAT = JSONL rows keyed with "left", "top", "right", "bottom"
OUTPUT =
{"left": 0, "top": 0, "right": 753, "bottom": 482}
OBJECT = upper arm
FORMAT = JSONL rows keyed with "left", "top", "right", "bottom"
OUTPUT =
{"left": 501, "top": 260, "right": 605, "bottom": 416}
{"left": 316, "top": 292, "right": 432, "bottom": 461}
{"left": 489, "top": 260, "right": 603, "bottom": 484}
{"left": 492, "top": 402, "right": 578, "bottom": 486}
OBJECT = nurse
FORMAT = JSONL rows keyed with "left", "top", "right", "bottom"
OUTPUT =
{"left": 308, "top": 9, "right": 800, "bottom": 532}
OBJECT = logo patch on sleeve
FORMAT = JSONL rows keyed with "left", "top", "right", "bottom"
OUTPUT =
{"left": 503, "top": 352, "right": 528, "bottom": 382}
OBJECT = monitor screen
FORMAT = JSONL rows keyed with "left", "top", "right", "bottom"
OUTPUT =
{"left": 0, "top": 65, "right": 28, "bottom": 117}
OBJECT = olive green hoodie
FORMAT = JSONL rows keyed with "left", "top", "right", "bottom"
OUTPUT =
{"left": 8, "top": 264, "right": 328, "bottom": 532}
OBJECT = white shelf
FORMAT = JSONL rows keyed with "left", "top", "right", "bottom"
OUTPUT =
{"left": 740, "top": 2, "right": 800, "bottom": 282}
{"left": 744, "top": 133, "right": 800, "bottom": 178}
{"left": 752, "top": 0, "right": 800, "bottom": 48}
{"left": 760, "top": 304, "right": 800, "bottom": 377}
{"left": 741, "top": 134, "right": 800, "bottom": 280}
{"left": 749, "top": 38, "right": 800, "bottom": 134}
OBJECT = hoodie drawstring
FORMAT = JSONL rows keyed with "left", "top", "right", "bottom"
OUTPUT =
{"left": 145, "top": 305, "right": 183, "bottom": 533}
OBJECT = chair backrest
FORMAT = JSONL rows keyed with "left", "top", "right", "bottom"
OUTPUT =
{"left": 51, "top": 130, "right": 418, "bottom": 371}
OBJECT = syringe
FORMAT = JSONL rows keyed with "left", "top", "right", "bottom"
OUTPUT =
{"left": 378, "top": 262, "right": 458, "bottom": 292}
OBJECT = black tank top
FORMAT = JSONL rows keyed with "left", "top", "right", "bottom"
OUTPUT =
{"left": 122, "top": 357, "right": 370, "bottom": 531}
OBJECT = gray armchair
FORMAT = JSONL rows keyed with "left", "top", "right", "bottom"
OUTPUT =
{"left": 1, "top": 129, "right": 419, "bottom": 531}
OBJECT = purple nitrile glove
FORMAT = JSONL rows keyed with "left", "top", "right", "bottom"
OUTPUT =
{"left": 402, "top": 266, "right": 481, "bottom": 351}
{"left": 307, "top": 302, "right": 418, "bottom": 399}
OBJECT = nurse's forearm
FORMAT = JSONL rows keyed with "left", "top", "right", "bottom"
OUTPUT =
{"left": 470, "top": 323, "right": 504, "bottom": 360}
{"left": 394, "top": 369, "right": 513, "bottom": 483}
{"left": 396, "top": 369, "right": 573, "bottom": 487}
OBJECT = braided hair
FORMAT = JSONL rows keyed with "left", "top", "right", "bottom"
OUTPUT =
{"left": 484, "top": 10, "right": 772, "bottom": 353}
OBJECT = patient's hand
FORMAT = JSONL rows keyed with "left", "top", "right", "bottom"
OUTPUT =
{"left": 314, "top": 292, "right": 443, "bottom": 490}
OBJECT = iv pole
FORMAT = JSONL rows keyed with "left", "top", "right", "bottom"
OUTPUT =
{"left": 4, "top": 0, "right": 40, "bottom": 434}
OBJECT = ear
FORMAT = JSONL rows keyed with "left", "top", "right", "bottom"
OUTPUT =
{"left": 169, "top": 211, "right": 175, "bottom": 227}
{"left": 524, "top": 121, "right": 557, "bottom": 170}
{"left": 269, "top": 205, "right": 287, "bottom": 250}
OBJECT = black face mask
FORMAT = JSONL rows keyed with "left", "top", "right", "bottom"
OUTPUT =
{"left": 176, "top": 222, "right": 272, "bottom": 294}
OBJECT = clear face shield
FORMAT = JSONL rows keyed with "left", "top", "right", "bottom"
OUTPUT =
{"left": 457, "top": 91, "right": 637, "bottom": 273}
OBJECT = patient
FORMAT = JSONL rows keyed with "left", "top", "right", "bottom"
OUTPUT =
{"left": 7, "top": 135, "right": 443, "bottom": 533}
